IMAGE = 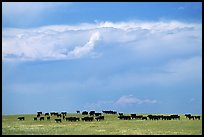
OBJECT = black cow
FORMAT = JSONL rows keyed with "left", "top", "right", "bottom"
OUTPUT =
{"left": 81, "top": 117, "right": 94, "bottom": 121}
{"left": 185, "top": 114, "right": 191, "bottom": 119}
{"left": 45, "top": 113, "right": 49, "bottom": 116}
{"left": 37, "top": 112, "right": 42, "bottom": 116}
{"left": 130, "top": 114, "right": 137, "bottom": 119}
{"left": 95, "top": 116, "right": 104, "bottom": 121}
{"left": 102, "top": 110, "right": 117, "bottom": 114}
{"left": 95, "top": 113, "right": 102, "bottom": 116}
{"left": 47, "top": 116, "right": 50, "bottom": 120}
{"left": 82, "top": 111, "right": 88, "bottom": 115}
{"left": 118, "top": 115, "right": 131, "bottom": 120}
{"left": 33, "top": 117, "right": 37, "bottom": 121}
{"left": 118, "top": 113, "right": 123, "bottom": 116}
{"left": 170, "top": 115, "right": 180, "bottom": 120}
{"left": 76, "top": 110, "right": 80, "bottom": 114}
{"left": 55, "top": 119, "right": 62, "bottom": 123}
{"left": 65, "top": 117, "right": 80, "bottom": 122}
{"left": 61, "top": 112, "right": 67, "bottom": 116}
{"left": 142, "top": 116, "right": 147, "bottom": 120}
{"left": 188, "top": 116, "right": 195, "bottom": 120}
{"left": 18, "top": 117, "right": 25, "bottom": 120}
{"left": 194, "top": 116, "right": 200, "bottom": 120}
{"left": 40, "top": 117, "right": 44, "bottom": 121}
{"left": 57, "top": 114, "right": 62, "bottom": 117}
{"left": 89, "top": 111, "right": 95, "bottom": 116}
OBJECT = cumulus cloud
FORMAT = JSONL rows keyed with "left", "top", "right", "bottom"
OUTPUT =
{"left": 2, "top": 20, "right": 201, "bottom": 61}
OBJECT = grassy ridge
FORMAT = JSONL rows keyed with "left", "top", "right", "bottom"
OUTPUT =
{"left": 2, "top": 114, "right": 202, "bottom": 135}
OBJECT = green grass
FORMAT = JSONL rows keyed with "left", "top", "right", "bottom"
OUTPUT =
{"left": 2, "top": 114, "right": 202, "bottom": 135}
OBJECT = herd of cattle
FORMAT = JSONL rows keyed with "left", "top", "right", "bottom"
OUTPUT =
{"left": 17, "top": 110, "right": 201, "bottom": 123}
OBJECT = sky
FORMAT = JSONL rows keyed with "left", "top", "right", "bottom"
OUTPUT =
{"left": 2, "top": 2, "right": 202, "bottom": 115}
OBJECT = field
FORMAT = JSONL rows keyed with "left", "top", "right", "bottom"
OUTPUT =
{"left": 2, "top": 113, "right": 202, "bottom": 135}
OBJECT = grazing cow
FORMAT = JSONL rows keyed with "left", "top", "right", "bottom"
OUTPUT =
{"left": 55, "top": 119, "right": 62, "bottom": 123}
{"left": 194, "top": 116, "right": 200, "bottom": 120}
{"left": 45, "top": 113, "right": 49, "bottom": 116}
{"left": 118, "top": 113, "right": 123, "bottom": 116}
{"left": 47, "top": 116, "right": 50, "bottom": 120}
{"left": 65, "top": 117, "right": 80, "bottom": 122}
{"left": 142, "top": 116, "right": 147, "bottom": 120}
{"left": 82, "top": 111, "right": 88, "bottom": 115}
{"left": 76, "top": 110, "right": 80, "bottom": 114}
{"left": 95, "top": 116, "right": 104, "bottom": 121}
{"left": 95, "top": 113, "right": 102, "bottom": 116}
{"left": 18, "top": 117, "right": 25, "bottom": 120}
{"left": 40, "top": 117, "right": 44, "bottom": 121}
{"left": 118, "top": 115, "right": 131, "bottom": 120}
{"left": 81, "top": 117, "right": 94, "bottom": 121}
{"left": 135, "top": 115, "right": 143, "bottom": 120}
{"left": 33, "top": 117, "right": 37, "bottom": 121}
{"left": 188, "top": 116, "right": 195, "bottom": 120}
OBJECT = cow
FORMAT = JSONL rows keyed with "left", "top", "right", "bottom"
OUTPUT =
{"left": 185, "top": 114, "right": 191, "bottom": 119}
{"left": 102, "top": 110, "right": 117, "bottom": 114}
{"left": 33, "top": 117, "right": 37, "bottom": 121}
{"left": 57, "top": 114, "right": 62, "bottom": 117}
{"left": 45, "top": 113, "right": 49, "bottom": 116}
{"left": 76, "top": 110, "right": 80, "bottom": 114}
{"left": 142, "top": 116, "right": 147, "bottom": 120}
{"left": 37, "top": 112, "right": 43, "bottom": 116}
{"left": 55, "top": 119, "right": 62, "bottom": 123}
{"left": 89, "top": 111, "right": 95, "bottom": 116}
{"left": 65, "top": 117, "right": 80, "bottom": 122}
{"left": 118, "top": 113, "right": 123, "bottom": 116}
{"left": 118, "top": 115, "right": 131, "bottom": 120}
{"left": 61, "top": 112, "right": 67, "bottom": 116}
{"left": 18, "top": 117, "right": 25, "bottom": 120}
{"left": 188, "top": 116, "right": 195, "bottom": 120}
{"left": 82, "top": 111, "right": 88, "bottom": 115}
{"left": 95, "top": 113, "right": 102, "bottom": 116}
{"left": 95, "top": 116, "right": 104, "bottom": 121}
{"left": 40, "top": 117, "right": 44, "bottom": 121}
{"left": 194, "top": 116, "right": 200, "bottom": 120}
{"left": 81, "top": 117, "right": 94, "bottom": 121}
{"left": 130, "top": 114, "right": 137, "bottom": 119}
{"left": 170, "top": 115, "right": 180, "bottom": 120}
{"left": 47, "top": 116, "right": 50, "bottom": 120}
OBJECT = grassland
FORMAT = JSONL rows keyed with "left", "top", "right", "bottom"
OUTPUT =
{"left": 2, "top": 113, "right": 202, "bottom": 135}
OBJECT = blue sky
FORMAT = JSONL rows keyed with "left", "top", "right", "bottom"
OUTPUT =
{"left": 2, "top": 2, "right": 202, "bottom": 115}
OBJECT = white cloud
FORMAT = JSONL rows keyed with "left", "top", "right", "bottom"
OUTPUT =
{"left": 2, "top": 20, "right": 201, "bottom": 61}
{"left": 115, "top": 95, "right": 157, "bottom": 105}
{"left": 68, "top": 31, "right": 100, "bottom": 58}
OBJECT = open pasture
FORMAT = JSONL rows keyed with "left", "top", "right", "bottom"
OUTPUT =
{"left": 2, "top": 113, "right": 202, "bottom": 135}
